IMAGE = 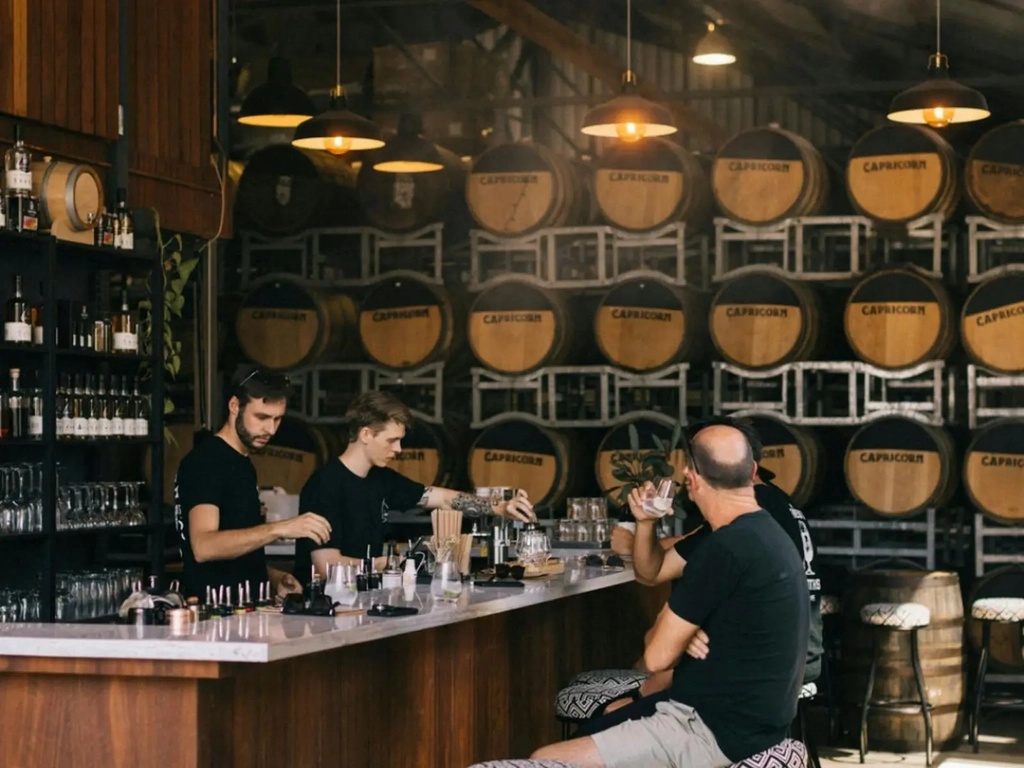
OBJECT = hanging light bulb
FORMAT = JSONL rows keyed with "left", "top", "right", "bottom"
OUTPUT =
{"left": 371, "top": 114, "right": 445, "bottom": 173}
{"left": 887, "top": 0, "right": 989, "bottom": 127}
{"left": 580, "top": 0, "right": 676, "bottom": 140}
{"left": 692, "top": 22, "right": 736, "bottom": 67}
{"left": 291, "top": 0, "right": 384, "bottom": 152}
{"left": 237, "top": 57, "right": 316, "bottom": 127}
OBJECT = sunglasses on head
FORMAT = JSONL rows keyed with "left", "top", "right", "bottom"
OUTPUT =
{"left": 237, "top": 368, "right": 291, "bottom": 389}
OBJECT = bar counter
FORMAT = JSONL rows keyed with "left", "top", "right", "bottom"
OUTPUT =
{"left": 0, "top": 565, "right": 666, "bottom": 768}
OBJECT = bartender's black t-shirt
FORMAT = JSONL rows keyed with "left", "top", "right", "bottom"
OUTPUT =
{"left": 173, "top": 436, "right": 267, "bottom": 600}
{"left": 669, "top": 509, "right": 809, "bottom": 761}
{"left": 294, "top": 459, "right": 425, "bottom": 584}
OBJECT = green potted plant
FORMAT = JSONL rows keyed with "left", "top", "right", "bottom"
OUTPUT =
{"left": 608, "top": 420, "right": 688, "bottom": 519}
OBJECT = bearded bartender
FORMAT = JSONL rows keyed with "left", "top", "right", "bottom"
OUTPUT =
{"left": 173, "top": 368, "right": 334, "bottom": 602}
{"left": 295, "top": 391, "right": 535, "bottom": 581}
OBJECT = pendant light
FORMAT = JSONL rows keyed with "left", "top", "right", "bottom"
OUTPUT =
{"left": 692, "top": 22, "right": 736, "bottom": 67}
{"left": 371, "top": 114, "right": 445, "bottom": 173}
{"left": 887, "top": 0, "right": 989, "bottom": 128}
{"left": 292, "top": 0, "right": 384, "bottom": 152}
{"left": 580, "top": 0, "right": 676, "bottom": 142}
{"left": 237, "top": 57, "right": 316, "bottom": 127}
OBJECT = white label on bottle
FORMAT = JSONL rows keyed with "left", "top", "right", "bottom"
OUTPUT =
{"left": 5, "top": 169, "right": 31, "bottom": 193}
{"left": 29, "top": 416, "right": 43, "bottom": 436}
{"left": 87, "top": 417, "right": 99, "bottom": 437}
{"left": 111, "top": 416, "right": 124, "bottom": 436}
{"left": 99, "top": 418, "right": 112, "bottom": 437}
{"left": 113, "top": 332, "right": 137, "bottom": 352}
{"left": 32, "top": 325, "right": 43, "bottom": 345}
{"left": 123, "top": 232, "right": 134, "bottom": 250}
{"left": 135, "top": 418, "right": 149, "bottom": 437}
{"left": 123, "top": 418, "right": 137, "bottom": 437}
{"left": 3, "top": 322, "right": 31, "bottom": 342}
{"left": 74, "top": 418, "right": 88, "bottom": 438}
{"left": 59, "top": 416, "right": 72, "bottom": 437}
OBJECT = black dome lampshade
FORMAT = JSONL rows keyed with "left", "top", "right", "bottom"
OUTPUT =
{"left": 371, "top": 114, "right": 445, "bottom": 173}
{"left": 692, "top": 22, "right": 736, "bottom": 67}
{"left": 887, "top": 55, "right": 990, "bottom": 129}
{"left": 581, "top": 72, "right": 677, "bottom": 142}
{"left": 237, "top": 57, "right": 316, "bottom": 128}
{"left": 291, "top": 90, "right": 385, "bottom": 153}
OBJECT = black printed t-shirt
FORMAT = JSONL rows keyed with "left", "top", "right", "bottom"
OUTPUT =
{"left": 668, "top": 509, "right": 809, "bottom": 762}
{"left": 173, "top": 436, "right": 268, "bottom": 600}
{"left": 294, "top": 459, "right": 425, "bottom": 584}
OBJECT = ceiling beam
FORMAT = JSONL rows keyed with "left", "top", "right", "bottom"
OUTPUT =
{"left": 466, "top": 0, "right": 731, "bottom": 146}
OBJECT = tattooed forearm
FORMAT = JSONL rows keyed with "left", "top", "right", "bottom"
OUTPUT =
{"left": 418, "top": 487, "right": 434, "bottom": 507}
{"left": 449, "top": 492, "right": 491, "bottom": 517}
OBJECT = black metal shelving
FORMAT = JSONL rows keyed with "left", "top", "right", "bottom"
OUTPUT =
{"left": 0, "top": 229, "right": 164, "bottom": 622}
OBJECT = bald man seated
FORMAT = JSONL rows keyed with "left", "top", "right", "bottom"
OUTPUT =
{"left": 532, "top": 425, "right": 809, "bottom": 768}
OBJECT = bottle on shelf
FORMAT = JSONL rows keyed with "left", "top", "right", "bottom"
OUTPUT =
{"left": 94, "top": 208, "right": 115, "bottom": 248}
{"left": 71, "top": 373, "right": 88, "bottom": 440}
{"left": 31, "top": 281, "right": 44, "bottom": 347}
{"left": 121, "top": 376, "right": 136, "bottom": 438}
{"left": 97, "top": 375, "right": 112, "bottom": 439}
{"left": 110, "top": 374, "right": 125, "bottom": 437}
{"left": 28, "top": 372, "right": 43, "bottom": 439}
{"left": 57, "top": 374, "right": 72, "bottom": 440}
{"left": 0, "top": 195, "right": 6, "bottom": 230}
{"left": 4, "top": 125, "right": 38, "bottom": 234}
{"left": 85, "top": 374, "right": 99, "bottom": 439}
{"left": 6, "top": 368, "right": 28, "bottom": 439}
{"left": 114, "top": 189, "right": 134, "bottom": 250}
{"left": 132, "top": 376, "right": 149, "bottom": 438}
{"left": 3, "top": 274, "right": 32, "bottom": 345}
{"left": 111, "top": 289, "right": 138, "bottom": 354}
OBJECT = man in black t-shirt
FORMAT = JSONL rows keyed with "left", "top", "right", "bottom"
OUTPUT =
{"left": 173, "top": 368, "right": 334, "bottom": 601}
{"left": 295, "top": 391, "right": 536, "bottom": 582}
{"left": 532, "top": 425, "right": 808, "bottom": 767}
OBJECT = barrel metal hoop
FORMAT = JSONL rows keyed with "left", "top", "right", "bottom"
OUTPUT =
{"left": 39, "top": 162, "right": 57, "bottom": 224}
{"left": 64, "top": 164, "right": 87, "bottom": 230}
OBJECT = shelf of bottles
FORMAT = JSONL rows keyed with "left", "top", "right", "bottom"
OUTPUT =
{"left": 0, "top": 123, "right": 162, "bottom": 624}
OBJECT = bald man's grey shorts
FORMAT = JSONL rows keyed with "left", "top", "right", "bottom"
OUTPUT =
{"left": 589, "top": 700, "right": 731, "bottom": 768}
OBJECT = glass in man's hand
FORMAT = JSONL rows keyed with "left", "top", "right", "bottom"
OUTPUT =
{"left": 641, "top": 478, "right": 675, "bottom": 518}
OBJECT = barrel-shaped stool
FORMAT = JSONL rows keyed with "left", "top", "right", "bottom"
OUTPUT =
{"left": 555, "top": 669, "right": 649, "bottom": 738}
{"left": 968, "top": 597, "right": 1024, "bottom": 752}
{"left": 858, "top": 602, "right": 933, "bottom": 767}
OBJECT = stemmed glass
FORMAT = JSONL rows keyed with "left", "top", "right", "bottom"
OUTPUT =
{"left": 641, "top": 478, "right": 675, "bottom": 518}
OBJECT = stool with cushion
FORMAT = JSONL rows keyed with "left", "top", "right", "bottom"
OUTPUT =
{"left": 792, "top": 684, "right": 820, "bottom": 768}
{"left": 555, "top": 669, "right": 648, "bottom": 738}
{"left": 968, "top": 597, "right": 1024, "bottom": 752}
{"left": 467, "top": 762, "right": 580, "bottom": 768}
{"left": 858, "top": 602, "right": 933, "bottom": 767}
{"left": 730, "top": 738, "right": 808, "bottom": 768}
{"left": 817, "top": 594, "right": 842, "bottom": 744}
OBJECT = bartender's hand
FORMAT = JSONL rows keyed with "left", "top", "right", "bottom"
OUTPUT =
{"left": 496, "top": 489, "right": 536, "bottom": 523}
{"left": 685, "top": 628, "right": 710, "bottom": 660}
{"left": 610, "top": 526, "right": 634, "bottom": 556}
{"left": 276, "top": 571, "right": 304, "bottom": 600}
{"left": 273, "top": 512, "right": 332, "bottom": 544}
{"left": 627, "top": 482, "right": 672, "bottom": 524}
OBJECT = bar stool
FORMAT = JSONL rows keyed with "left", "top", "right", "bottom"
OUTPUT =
{"left": 792, "top": 683, "right": 821, "bottom": 768}
{"left": 858, "top": 601, "right": 933, "bottom": 767}
{"left": 554, "top": 669, "right": 648, "bottom": 739}
{"left": 819, "top": 594, "right": 842, "bottom": 743}
{"left": 968, "top": 596, "right": 1024, "bottom": 752}
{"left": 467, "top": 762, "right": 579, "bottom": 768}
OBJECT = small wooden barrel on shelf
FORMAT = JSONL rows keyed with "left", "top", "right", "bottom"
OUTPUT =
{"left": 960, "top": 273, "right": 1024, "bottom": 374}
{"left": 965, "top": 120, "right": 1024, "bottom": 225}
{"left": 963, "top": 418, "right": 1024, "bottom": 526}
{"left": 249, "top": 416, "right": 336, "bottom": 496}
{"left": 31, "top": 158, "right": 104, "bottom": 233}
{"left": 594, "top": 414, "right": 687, "bottom": 504}
{"left": 743, "top": 413, "right": 825, "bottom": 507}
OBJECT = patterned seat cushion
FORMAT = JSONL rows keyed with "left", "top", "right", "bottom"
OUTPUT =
{"left": 729, "top": 738, "right": 808, "bottom": 768}
{"left": 556, "top": 669, "right": 648, "bottom": 720}
{"left": 799, "top": 682, "right": 817, "bottom": 700}
{"left": 467, "top": 761, "right": 579, "bottom": 768}
{"left": 819, "top": 594, "right": 840, "bottom": 617}
{"left": 860, "top": 602, "right": 930, "bottom": 629}
{"left": 972, "top": 597, "right": 1024, "bottom": 622}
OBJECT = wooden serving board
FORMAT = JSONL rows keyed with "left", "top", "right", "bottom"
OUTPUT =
{"left": 516, "top": 558, "right": 565, "bottom": 578}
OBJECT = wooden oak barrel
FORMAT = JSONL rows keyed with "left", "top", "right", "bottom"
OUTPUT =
{"left": 391, "top": 419, "right": 462, "bottom": 489}
{"left": 844, "top": 267, "right": 956, "bottom": 370}
{"left": 595, "top": 274, "right": 708, "bottom": 372}
{"left": 355, "top": 143, "right": 466, "bottom": 233}
{"left": 963, "top": 418, "right": 1024, "bottom": 525}
{"left": 467, "top": 275, "right": 571, "bottom": 375}
{"left": 965, "top": 120, "right": 1024, "bottom": 224}
{"left": 250, "top": 416, "right": 335, "bottom": 496}
{"left": 965, "top": 565, "right": 1024, "bottom": 672}
{"left": 234, "top": 143, "right": 360, "bottom": 237}
{"left": 845, "top": 417, "right": 957, "bottom": 517}
{"left": 595, "top": 414, "right": 688, "bottom": 504}
{"left": 468, "top": 417, "right": 575, "bottom": 512}
{"left": 711, "top": 127, "right": 828, "bottom": 225}
{"left": 847, "top": 125, "right": 960, "bottom": 225}
{"left": 31, "top": 159, "right": 103, "bottom": 231}
{"left": 745, "top": 413, "right": 824, "bottom": 507}
{"left": 465, "top": 142, "right": 595, "bottom": 237}
{"left": 961, "top": 273, "right": 1024, "bottom": 374}
{"left": 234, "top": 274, "right": 360, "bottom": 371}
{"left": 595, "top": 137, "right": 712, "bottom": 232}
{"left": 840, "top": 569, "right": 965, "bottom": 752}
{"left": 358, "top": 271, "right": 463, "bottom": 371}
{"left": 710, "top": 268, "right": 822, "bottom": 370}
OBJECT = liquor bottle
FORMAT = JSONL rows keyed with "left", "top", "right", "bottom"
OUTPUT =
{"left": 0, "top": 195, "right": 6, "bottom": 230}
{"left": 132, "top": 377, "right": 149, "bottom": 438}
{"left": 7, "top": 368, "right": 27, "bottom": 439}
{"left": 111, "top": 290, "right": 138, "bottom": 354}
{"left": 110, "top": 375, "right": 125, "bottom": 437}
{"left": 4, "top": 275, "right": 32, "bottom": 344}
{"left": 4, "top": 125, "right": 32, "bottom": 202}
{"left": 57, "top": 374, "right": 73, "bottom": 439}
{"left": 71, "top": 374, "right": 88, "bottom": 439}
{"left": 31, "top": 281, "right": 44, "bottom": 347}
{"left": 121, "top": 377, "right": 136, "bottom": 437}
{"left": 97, "top": 375, "right": 112, "bottom": 438}
{"left": 114, "top": 189, "right": 134, "bottom": 250}
{"left": 86, "top": 375, "right": 99, "bottom": 438}
{"left": 28, "top": 372, "right": 43, "bottom": 439}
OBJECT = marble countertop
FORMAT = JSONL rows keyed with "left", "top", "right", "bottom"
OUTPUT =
{"left": 0, "top": 565, "right": 633, "bottom": 664}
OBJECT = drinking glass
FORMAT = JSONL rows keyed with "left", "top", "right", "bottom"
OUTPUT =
{"left": 325, "top": 563, "right": 359, "bottom": 606}
{"left": 430, "top": 561, "right": 463, "bottom": 602}
{"left": 517, "top": 526, "right": 550, "bottom": 565}
{"left": 641, "top": 479, "right": 675, "bottom": 518}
